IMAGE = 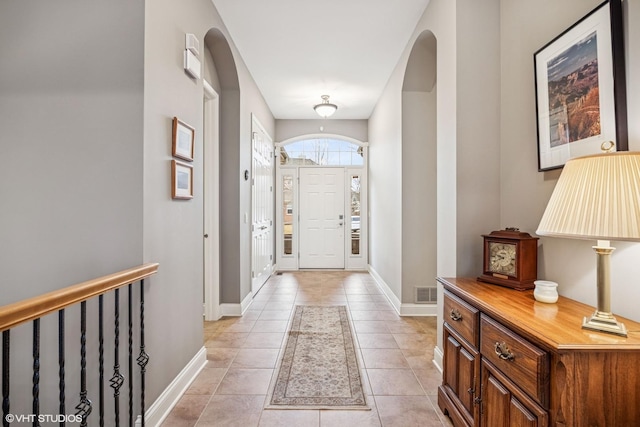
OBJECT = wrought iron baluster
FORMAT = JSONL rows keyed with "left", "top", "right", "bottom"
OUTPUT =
{"left": 33, "top": 319, "right": 41, "bottom": 427}
{"left": 99, "top": 295, "right": 104, "bottom": 427}
{"left": 136, "top": 280, "right": 149, "bottom": 427}
{"left": 110, "top": 289, "right": 124, "bottom": 427}
{"left": 2, "top": 331, "right": 9, "bottom": 427}
{"left": 75, "top": 301, "right": 92, "bottom": 427}
{"left": 128, "top": 283, "right": 133, "bottom": 427}
{"left": 59, "top": 310, "right": 65, "bottom": 427}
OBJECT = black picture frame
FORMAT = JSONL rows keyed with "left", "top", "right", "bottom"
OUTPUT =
{"left": 534, "top": 0, "right": 627, "bottom": 171}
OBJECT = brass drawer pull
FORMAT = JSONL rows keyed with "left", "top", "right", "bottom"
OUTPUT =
{"left": 494, "top": 342, "right": 515, "bottom": 361}
{"left": 449, "top": 308, "right": 463, "bottom": 321}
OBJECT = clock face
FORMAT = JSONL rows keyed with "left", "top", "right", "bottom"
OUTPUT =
{"left": 488, "top": 242, "right": 517, "bottom": 276}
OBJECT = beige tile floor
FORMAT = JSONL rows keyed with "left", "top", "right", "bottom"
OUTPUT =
{"left": 162, "top": 271, "right": 454, "bottom": 427}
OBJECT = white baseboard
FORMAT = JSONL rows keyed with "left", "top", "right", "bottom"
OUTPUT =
{"left": 400, "top": 303, "right": 437, "bottom": 316}
{"left": 137, "top": 346, "right": 207, "bottom": 427}
{"left": 220, "top": 303, "right": 241, "bottom": 316}
{"left": 433, "top": 345, "right": 444, "bottom": 373}
{"left": 368, "top": 265, "right": 437, "bottom": 316}
{"left": 368, "top": 265, "right": 402, "bottom": 314}
{"left": 220, "top": 291, "right": 255, "bottom": 316}
{"left": 241, "top": 291, "right": 254, "bottom": 314}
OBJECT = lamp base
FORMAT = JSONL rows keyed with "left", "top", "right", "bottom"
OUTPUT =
{"left": 582, "top": 311, "right": 627, "bottom": 337}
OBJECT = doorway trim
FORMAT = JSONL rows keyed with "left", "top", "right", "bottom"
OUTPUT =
{"left": 275, "top": 134, "right": 368, "bottom": 271}
{"left": 203, "top": 79, "right": 221, "bottom": 321}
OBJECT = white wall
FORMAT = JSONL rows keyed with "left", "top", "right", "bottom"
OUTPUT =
{"left": 455, "top": 0, "right": 501, "bottom": 276}
{"left": 276, "top": 119, "right": 368, "bottom": 143}
{"left": 369, "top": 0, "right": 456, "bottom": 311}
{"left": 402, "top": 91, "right": 437, "bottom": 299}
{"left": 143, "top": 0, "right": 275, "bottom": 408}
{"left": 500, "top": 0, "right": 640, "bottom": 321}
{"left": 368, "top": 0, "right": 500, "bottom": 304}
{"left": 0, "top": 0, "right": 144, "bottom": 304}
{"left": 144, "top": 0, "right": 215, "bottom": 406}
{"left": 0, "top": 0, "right": 144, "bottom": 418}
{"left": 369, "top": 71, "right": 403, "bottom": 298}
{"left": 401, "top": 31, "right": 438, "bottom": 302}
{"left": 369, "top": 0, "right": 500, "bottom": 352}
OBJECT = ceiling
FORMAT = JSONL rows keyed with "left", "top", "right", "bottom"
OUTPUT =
{"left": 211, "top": 0, "right": 430, "bottom": 120}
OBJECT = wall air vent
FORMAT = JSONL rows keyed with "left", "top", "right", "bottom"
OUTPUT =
{"left": 415, "top": 286, "right": 437, "bottom": 304}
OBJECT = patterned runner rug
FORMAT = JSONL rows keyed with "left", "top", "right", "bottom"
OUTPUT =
{"left": 265, "top": 305, "right": 370, "bottom": 410}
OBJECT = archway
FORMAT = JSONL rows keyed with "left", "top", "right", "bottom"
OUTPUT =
{"left": 401, "top": 31, "right": 438, "bottom": 307}
{"left": 202, "top": 28, "right": 240, "bottom": 319}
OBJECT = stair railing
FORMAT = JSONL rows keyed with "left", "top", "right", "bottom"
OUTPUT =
{"left": 0, "top": 263, "right": 159, "bottom": 427}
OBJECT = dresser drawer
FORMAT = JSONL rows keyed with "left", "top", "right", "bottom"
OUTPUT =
{"left": 480, "top": 314, "right": 549, "bottom": 407}
{"left": 443, "top": 291, "right": 479, "bottom": 347}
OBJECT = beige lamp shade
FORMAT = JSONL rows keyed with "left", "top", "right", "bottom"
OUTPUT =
{"left": 537, "top": 152, "right": 640, "bottom": 241}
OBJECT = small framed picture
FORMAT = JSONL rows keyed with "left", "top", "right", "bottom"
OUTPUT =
{"left": 172, "top": 117, "right": 195, "bottom": 161}
{"left": 171, "top": 160, "right": 193, "bottom": 200}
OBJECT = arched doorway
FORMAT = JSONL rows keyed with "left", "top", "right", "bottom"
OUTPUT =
{"left": 401, "top": 30, "right": 438, "bottom": 306}
{"left": 276, "top": 134, "right": 368, "bottom": 271}
{"left": 202, "top": 28, "right": 240, "bottom": 320}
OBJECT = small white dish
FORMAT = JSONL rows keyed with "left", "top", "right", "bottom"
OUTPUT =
{"left": 533, "top": 280, "right": 558, "bottom": 303}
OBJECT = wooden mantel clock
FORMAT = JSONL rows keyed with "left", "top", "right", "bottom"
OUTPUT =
{"left": 478, "top": 228, "right": 539, "bottom": 290}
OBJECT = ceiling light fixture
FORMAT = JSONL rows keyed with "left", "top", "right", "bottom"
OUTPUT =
{"left": 314, "top": 95, "right": 338, "bottom": 118}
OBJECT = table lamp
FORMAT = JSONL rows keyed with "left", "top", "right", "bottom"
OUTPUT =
{"left": 536, "top": 147, "right": 640, "bottom": 337}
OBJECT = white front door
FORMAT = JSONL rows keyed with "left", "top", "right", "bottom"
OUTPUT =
{"left": 299, "top": 167, "right": 345, "bottom": 268}
{"left": 251, "top": 116, "right": 274, "bottom": 293}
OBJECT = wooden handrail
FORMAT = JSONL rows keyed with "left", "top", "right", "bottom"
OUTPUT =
{"left": 0, "top": 263, "right": 159, "bottom": 332}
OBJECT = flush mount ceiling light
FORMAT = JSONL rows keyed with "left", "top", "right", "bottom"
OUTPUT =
{"left": 313, "top": 95, "right": 338, "bottom": 118}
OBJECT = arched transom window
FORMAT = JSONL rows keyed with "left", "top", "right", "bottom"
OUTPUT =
{"left": 280, "top": 138, "right": 364, "bottom": 166}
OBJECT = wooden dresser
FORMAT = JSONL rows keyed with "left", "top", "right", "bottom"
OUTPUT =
{"left": 437, "top": 277, "right": 640, "bottom": 427}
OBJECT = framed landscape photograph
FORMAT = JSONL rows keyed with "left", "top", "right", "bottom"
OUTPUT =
{"left": 172, "top": 117, "right": 195, "bottom": 161}
{"left": 534, "top": 0, "right": 627, "bottom": 171}
{"left": 171, "top": 160, "right": 193, "bottom": 200}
